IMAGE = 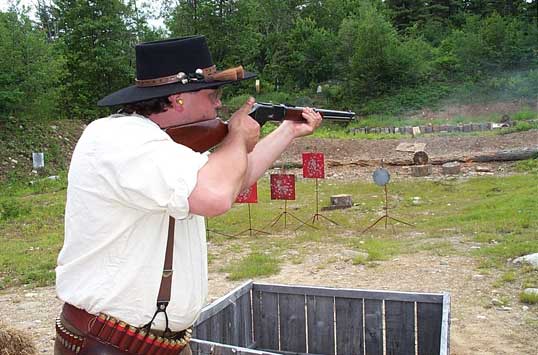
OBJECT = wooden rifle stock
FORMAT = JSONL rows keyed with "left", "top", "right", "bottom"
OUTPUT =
{"left": 165, "top": 102, "right": 355, "bottom": 153}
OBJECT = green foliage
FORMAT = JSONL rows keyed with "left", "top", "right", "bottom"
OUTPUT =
{"left": 54, "top": 0, "right": 136, "bottom": 120}
{"left": 515, "top": 158, "right": 538, "bottom": 174}
{"left": 0, "top": 198, "right": 30, "bottom": 221}
{"left": 520, "top": 291, "right": 538, "bottom": 305}
{"left": 0, "top": 10, "right": 65, "bottom": 121}
{"left": 2, "top": 0, "right": 538, "bottom": 119}
{"left": 223, "top": 252, "right": 280, "bottom": 280}
{"left": 498, "top": 121, "right": 538, "bottom": 134}
{"left": 265, "top": 18, "right": 337, "bottom": 89}
{"left": 337, "top": 5, "right": 432, "bottom": 102}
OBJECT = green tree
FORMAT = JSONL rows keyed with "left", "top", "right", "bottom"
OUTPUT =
{"left": 338, "top": 5, "right": 430, "bottom": 100}
{"left": 54, "top": 0, "right": 136, "bottom": 119}
{"left": 0, "top": 9, "right": 65, "bottom": 121}
{"left": 267, "top": 18, "right": 337, "bottom": 89}
{"left": 385, "top": 0, "right": 428, "bottom": 31}
{"left": 166, "top": 0, "right": 261, "bottom": 73}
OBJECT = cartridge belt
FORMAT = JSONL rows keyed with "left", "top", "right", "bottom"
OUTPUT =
{"left": 57, "top": 303, "right": 192, "bottom": 354}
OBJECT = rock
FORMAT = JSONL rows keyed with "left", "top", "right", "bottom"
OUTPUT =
{"left": 442, "top": 161, "right": 461, "bottom": 175}
{"left": 341, "top": 250, "right": 369, "bottom": 260}
{"left": 491, "top": 298, "right": 504, "bottom": 306}
{"left": 513, "top": 253, "right": 538, "bottom": 268}
{"left": 475, "top": 166, "right": 492, "bottom": 172}
{"left": 523, "top": 288, "right": 538, "bottom": 296}
{"left": 330, "top": 194, "right": 352, "bottom": 208}
{"left": 497, "top": 306, "right": 512, "bottom": 312}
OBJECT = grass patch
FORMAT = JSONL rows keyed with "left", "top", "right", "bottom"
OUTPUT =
{"left": 498, "top": 121, "right": 538, "bottom": 134}
{"left": 2, "top": 171, "right": 538, "bottom": 288}
{"left": 520, "top": 291, "right": 538, "bottom": 305}
{"left": 223, "top": 252, "right": 281, "bottom": 280}
{"left": 515, "top": 158, "right": 538, "bottom": 174}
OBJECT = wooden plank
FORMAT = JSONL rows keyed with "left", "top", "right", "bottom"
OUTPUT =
{"left": 222, "top": 303, "right": 234, "bottom": 344}
{"left": 335, "top": 297, "right": 363, "bottom": 355}
{"left": 193, "top": 319, "right": 210, "bottom": 342}
{"left": 385, "top": 301, "right": 415, "bottom": 355}
{"left": 417, "top": 302, "right": 442, "bottom": 355}
{"left": 440, "top": 293, "right": 451, "bottom": 355}
{"left": 197, "top": 281, "right": 253, "bottom": 324}
{"left": 191, "top": 339, "right": 280, "bottom": 355}
{"left": 253, "top": 283, "right": 444, "bottom": 304}
{"left": 364, "top": 299, "right": 383, "bottom": 355}
{"left": 307, "top": 295, "right": 335, "bottom": 355}
{"left": 253, "top": 290, "right": 279, "bottom": 350}
{"left": 210, "top": 309, "right": 225, "bottom": 343}
{"left": 237, "top": 290, "right": 253, "bottom": 347}
{"left": 279, "top": 293, "right": 307, "bottom": 353}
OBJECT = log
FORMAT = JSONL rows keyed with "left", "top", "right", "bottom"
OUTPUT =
{"left": 322, "top": 194, "right": 353, "bottom": 211}
{"left": 411, "top": 165, "right": 432, "bottom": 177}
{"left": 306, "top": 147, "right": 538, "bottom": 171}
{"left": 442, "top": 161, "right": 461, "bottom": 175}
{"left": 330, "top": 194, "right": 352, "bottom": 208}
{"left": 413, "top": 151, "right": 429, "bottom": 165}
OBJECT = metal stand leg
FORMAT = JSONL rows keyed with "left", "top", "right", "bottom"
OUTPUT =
{"left": 299, "top": 178, "right": 338, "bottom": 230}
{"left": 267, "top": 200, "right": 316, "bottom": 230}
{"left": 361, "top": 185, "right": 413, "bottom": 234}
{"left": 233, "top": 204, "right": 270, "bottom": 237}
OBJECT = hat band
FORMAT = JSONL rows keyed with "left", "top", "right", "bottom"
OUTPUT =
{"left": 135, "top": 65, "right": 245, "bottom": 88}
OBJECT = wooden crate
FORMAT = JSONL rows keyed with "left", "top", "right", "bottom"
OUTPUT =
{"left": 191, "top": 281, "right": 450, "bottom": 355}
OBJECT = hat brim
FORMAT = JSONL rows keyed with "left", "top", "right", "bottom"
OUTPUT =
{"left": 97, "top": 71, "right": 256, "bottom": 107}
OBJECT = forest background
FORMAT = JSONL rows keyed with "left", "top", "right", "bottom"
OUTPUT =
{"left": 1, "top": 0, "right": 538, "bottom": 123}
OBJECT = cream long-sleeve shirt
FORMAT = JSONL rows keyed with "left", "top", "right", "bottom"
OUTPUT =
{"left": 56, "top": 113, "right": 209, "bottom": 331}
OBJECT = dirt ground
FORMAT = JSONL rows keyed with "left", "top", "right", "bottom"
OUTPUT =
{"left": 1, "top": 129, "right": 538, "bottom": 354}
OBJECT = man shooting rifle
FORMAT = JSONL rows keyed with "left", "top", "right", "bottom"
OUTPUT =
{"left": 54, "top": 35, "right": 322, "bottom": 354}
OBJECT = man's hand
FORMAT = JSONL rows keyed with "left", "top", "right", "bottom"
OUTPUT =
{"left": 281, "top": 107, "right": 323, "bottom": 138}
{"left": 227, "top": 97, "right": 260, "bottom": 153}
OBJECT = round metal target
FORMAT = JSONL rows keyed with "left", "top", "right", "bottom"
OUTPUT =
{"left": 373, "top": 168, "right": 390, "bottom": 186}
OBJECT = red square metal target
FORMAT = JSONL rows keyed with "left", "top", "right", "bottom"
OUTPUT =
{"left": 270, "top": 174, "right": 296, "bottom": 200}
{"left": 235, "top": 183, "right": 258, "bottom": 203}
{"left": 302, "top": 152, "right": 325, "bottom": 179}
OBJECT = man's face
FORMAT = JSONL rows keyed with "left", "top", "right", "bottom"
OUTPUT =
{"left": 180, "top": 88, "right": 223, "bottom": 124}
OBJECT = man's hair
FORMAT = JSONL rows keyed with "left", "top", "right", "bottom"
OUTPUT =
{"left": 122, "top": 97, "right": 171, "bottom": 116}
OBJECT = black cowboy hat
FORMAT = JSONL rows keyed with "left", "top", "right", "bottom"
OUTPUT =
{"left": 97, "top": 35, "right": 256, "bottom": 106}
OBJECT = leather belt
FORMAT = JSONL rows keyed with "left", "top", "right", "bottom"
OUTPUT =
{"left": 62, "top": 303, "right": 95, "bottom": 334}
{"left": 56, "top": 303, "right": 192, "bottom": 355}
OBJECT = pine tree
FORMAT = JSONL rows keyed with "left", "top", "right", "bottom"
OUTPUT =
{"left": 54, "top": 0, "right": 136, "bottom": 119}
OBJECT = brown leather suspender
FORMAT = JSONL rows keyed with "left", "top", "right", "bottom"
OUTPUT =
{"left": 144, "top": 216, "right": 175, "bottom": 334}
{"left": 158, "top": 216, "right": 175, "bottom": 303}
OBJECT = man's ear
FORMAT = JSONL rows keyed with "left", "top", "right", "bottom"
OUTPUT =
{"left": 169, "top": 94, "right": 184, "bottom": 112}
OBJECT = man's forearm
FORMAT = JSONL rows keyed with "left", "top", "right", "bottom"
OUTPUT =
{"left": 189, "top": 134, "right": 249, "bottom": 216}
{"left": 242, "top": 125, "right": 295, "bottom": 189}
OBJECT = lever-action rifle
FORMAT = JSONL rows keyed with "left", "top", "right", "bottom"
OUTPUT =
{"left": 165, "top": 102, "right": 355, "bottom": 153}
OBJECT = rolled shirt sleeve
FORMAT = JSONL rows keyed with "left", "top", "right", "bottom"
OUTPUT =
{"left": 115, "top": 139, "right": 208, "bottom": 219}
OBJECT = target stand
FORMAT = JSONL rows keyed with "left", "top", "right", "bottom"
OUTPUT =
{"left": 266, "top": 174, "right": 315, "bottom": 231}
{"left": 361, "top": 167, "right": 414, "bottom": 234}
{"left": 297, "top": 178, "right": 338, "bottom": 230}
{"left": 206, "top": 219, "right": 234, "bottom": 238}
{"left": 233, "top": 183, "right": 269, "bottom": 237}
{"left": 268, "top": 200, "right": 315, "bottom": 230}
{"left": 297, "top": 152, "right": 336, "bottom": 229}
{"left": 234, "top": 203, "right": 270, "bottom": 237}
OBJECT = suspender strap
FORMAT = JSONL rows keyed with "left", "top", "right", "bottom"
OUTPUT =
{"left": 158, "top": 216, "right": 175, "bottom": 303}
{"left": 144, "top": 216, "right": 175, "bottom": 334}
